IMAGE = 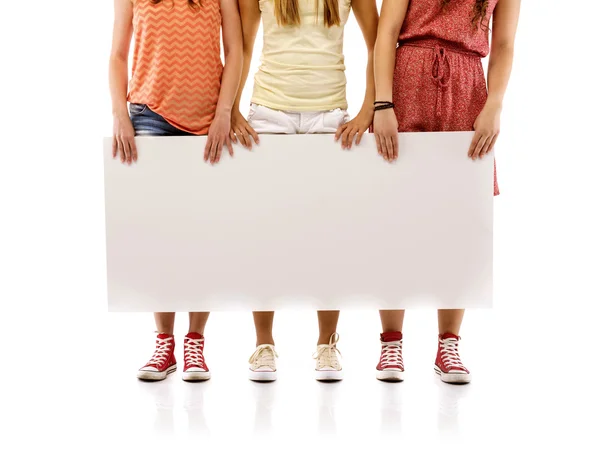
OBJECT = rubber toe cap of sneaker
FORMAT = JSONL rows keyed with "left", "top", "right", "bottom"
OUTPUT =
{"left": 252, "top": 366, "right": 276, "bottom": 372}
{"left": 185, "top": 367, "right": 208, "bottom": 373}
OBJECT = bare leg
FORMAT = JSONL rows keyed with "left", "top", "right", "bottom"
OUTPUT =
{"left": 188, "top": 312, "right": 210, "bottom": 334}
{"left": 253, "top": 311, "right": 275, "bottom": 346}
{"left": 154, "top": 312, "right": 176, "bottom": 334}
{"left": 379, "top": 310, "right": 405, "bottom": 332}
{"left": 437, "top": 309, "right": 465, "bottom": 335}
{"left": 317, "top": 311, "right": 340, "bottom": 344}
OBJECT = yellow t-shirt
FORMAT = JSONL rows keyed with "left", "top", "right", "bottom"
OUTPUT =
{"left": 251, "top": 0, "right": 352, "bottom": 112}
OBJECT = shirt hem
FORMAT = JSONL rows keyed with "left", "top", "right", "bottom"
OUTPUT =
{"left": 127, "top": 96, "right": 209, "bottom": 135}
{"left": 250, "top": 97, "right": 348, "bottom": 113}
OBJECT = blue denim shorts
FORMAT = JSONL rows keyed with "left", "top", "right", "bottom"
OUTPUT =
{"left": 129, "top": 103, "right": 192, "bottom": 136}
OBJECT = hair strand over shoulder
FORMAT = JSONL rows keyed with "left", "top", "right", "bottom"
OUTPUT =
{"left": 274, "top": 0, "right": 340, "bottom": 27}
{"left": 441, "top": 0, "right": 490, "bottom": 30}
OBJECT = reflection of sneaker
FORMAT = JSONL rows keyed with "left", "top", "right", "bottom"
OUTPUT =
{"left": 137, "top": 333, "right": 177, "bottom": 381}
{"left": 248, "top": 344, "right": 278, "bottom": 382}
{"left": 182, "top": 333, "right": 211, "bottom": 382}
{"left": 376, "top": 331, "right": 405, "bottom": 382}
{"left": 314, "top": 333, "right": 343, "bottom": 382}
{"left": 251, "top": 377, "right": 277, "bottom": 433}
{"left": 183, "top": 376, "right": 210, "bottom": 434}
{"left": 434, "top": 333, "right": 471, "bottom": 384}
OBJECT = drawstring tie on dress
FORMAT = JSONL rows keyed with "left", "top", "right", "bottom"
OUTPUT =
{"left": 431, "top": 46, "right": 451, "bottom": 118}
{"left": 400, "top": 39, "right": 481, "bottom": 120}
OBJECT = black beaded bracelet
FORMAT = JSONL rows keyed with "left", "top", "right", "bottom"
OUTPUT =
{"left": 374, "top": 102, "right": 395, "bottom": 111}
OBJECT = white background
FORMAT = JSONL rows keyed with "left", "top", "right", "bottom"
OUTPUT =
{"left": 1, "top": 0, "right": 599, "bottom": 454}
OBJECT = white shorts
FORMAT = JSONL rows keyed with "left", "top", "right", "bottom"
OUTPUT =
{"left": 247, "top": 103, "right": 349, "bottom": 134}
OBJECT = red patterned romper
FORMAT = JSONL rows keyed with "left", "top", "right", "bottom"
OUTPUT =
{"left": 393, "top": 0, "right": 500, "bottom": 195}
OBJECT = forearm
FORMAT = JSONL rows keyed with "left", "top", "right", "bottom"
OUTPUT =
{"left": 361, "top": 51, "right": 376, "bottom": 111}
{"left": 109, "top": 56, "right": 129, "bottom": 118}
{"left": 351, "top": 0, "right": 378, "bottom": 114}
{"left": 486, "top": 45, "right": 514, "bottom": 108}
{"left": 216, "top": 48, "right": 243, "bottom": 115}
{"left": 233, "top": 46, "right": 254, "bottom": 111}
{"left": 374, "top": 34, "right": 397, "bottom": 102}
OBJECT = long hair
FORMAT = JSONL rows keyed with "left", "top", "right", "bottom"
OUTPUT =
{"left": 441, "top": 0, "right": 489, "bottom": 30}
{"left": 150, "top": 0, "right": 202, "bottom": 9}
{"left": 274, "top": 0, "right": 341, "bottom": 27}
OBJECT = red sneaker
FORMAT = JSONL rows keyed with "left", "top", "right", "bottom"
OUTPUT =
{"left": 435, "top": 333, "right": 471, "bottom": 384}
{"left": 182, "top": 332, "right": 211, "bottom": 382}
{"left": 376, "top": 331, "right": 405, "bottom": 382}
{"left": 137, "top": 333, "right": 177, "bottom": 381}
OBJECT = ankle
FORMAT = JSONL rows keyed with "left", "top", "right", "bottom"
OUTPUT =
{"left": 380, "top": 331, "right": 403, "bottom": 343}
{"left": 256, "top": 338, "right": 275, "bottom": 347}
{"left": 317, "top": 334, "right": 336, "bottom": 345}
{"left": 439, "top": 331, "right": 460, "bottom": 339}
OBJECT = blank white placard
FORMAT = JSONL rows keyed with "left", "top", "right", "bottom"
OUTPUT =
{"left": 103, "top": 133, "right": 493, "bottom": 311}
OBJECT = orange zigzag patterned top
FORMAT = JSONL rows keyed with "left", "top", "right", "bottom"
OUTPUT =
{"left": 127, "top": 0, "right": 223, "bottom": 135}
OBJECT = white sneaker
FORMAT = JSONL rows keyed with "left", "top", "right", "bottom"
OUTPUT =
{"left": 248, "top": 344, "right": 278, "bottom": 382}
{"left": 313, "top": 332, "right": 343, "bottom": 382}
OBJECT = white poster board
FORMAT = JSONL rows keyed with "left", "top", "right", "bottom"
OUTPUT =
{"left": 103, "top": 133, "right": 493, "bottom": 311}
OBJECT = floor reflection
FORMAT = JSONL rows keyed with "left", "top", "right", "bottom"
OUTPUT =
{"left": 251, "top": 381, "right": 277, "bottom": 434}
{"left": 379, "top": 381, "right": 403, "bottom": 434}
{"left": 130, "top": 369, "right": 476, "bottom": 437}
{"left": 316, "top": 381, "right": 342, "bottom": 435}
{"left": 434, "top": 372, "right": 471, "bottom": 433}
{"left": 137, "top": 378, "right": 175, "bottom": 434}
{"left": 183, "top": 381, "right": 210, "bottom": 435}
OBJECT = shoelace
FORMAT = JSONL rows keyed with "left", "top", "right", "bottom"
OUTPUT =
{"left": 184, "top": 337, "right": 206, "bottom": 367}
{"left": 147, "top": 337, "right": 173, "bottom": 366}
{"left": 439, "top": 337, "right": 465, "bottom": 370}
{"left": 313, "top": 332, "right": 342, "bottom": 370}
{"left": 380, "top": 341, "right": 404, "bottom": 369}
{"left": 249, "top": 344, "right": 278, "bottom": 368}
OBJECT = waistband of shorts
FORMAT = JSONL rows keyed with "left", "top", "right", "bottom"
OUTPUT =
{"left": 398, "top": 38, "right": 481, "bottom": 58}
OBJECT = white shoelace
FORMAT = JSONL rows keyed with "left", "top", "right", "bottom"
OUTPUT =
{"left": 148, "top": 336, "right": 173, "bottom": 366}
{"left": 184, "top": 337, "right": 205, "bottom": 367}
{"left": 380, "top": 341, "right": 404, "bottom": 368}
{"left": 313, "top": 333, "right": 342, "bottom": 370}
{"left": 249, "top": 344, "right": 278, "bottom": 369}
{"left": 439, "top": 337, "right": 465, "bottom": 370}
